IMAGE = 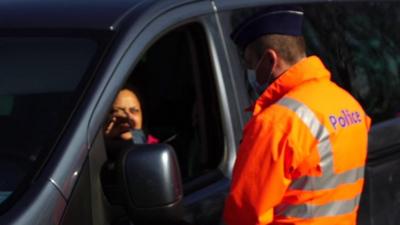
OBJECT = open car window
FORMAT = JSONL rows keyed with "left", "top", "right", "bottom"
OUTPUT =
{"left": 102, "top": 23, "right": 224, "bottom": 186}
{"left": 132, "top": 25, "right": 224, "bottom": 182}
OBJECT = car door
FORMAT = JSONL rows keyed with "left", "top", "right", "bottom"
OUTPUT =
{"left": 60, "top": 1, "right": 240, "bottom": 225}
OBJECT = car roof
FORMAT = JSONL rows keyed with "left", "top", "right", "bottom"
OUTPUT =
{"left": 0, "top": 0, "right": 197, "bottom": 30}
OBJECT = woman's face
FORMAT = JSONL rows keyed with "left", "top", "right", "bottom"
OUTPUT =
{"left": 106, "top": 89, "right": 143, "bottom": 141}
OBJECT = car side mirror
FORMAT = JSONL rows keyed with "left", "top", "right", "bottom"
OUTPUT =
{"left": 118, "top": 144, "right": 183, "bottom": 224}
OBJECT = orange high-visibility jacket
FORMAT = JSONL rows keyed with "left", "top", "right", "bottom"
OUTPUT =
{"left": 224, "top": 56, "right": 371, "bottom": 225}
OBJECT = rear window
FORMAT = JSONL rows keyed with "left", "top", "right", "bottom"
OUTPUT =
{"left": 0, "top": 36, "right": 100, "bottom": 209}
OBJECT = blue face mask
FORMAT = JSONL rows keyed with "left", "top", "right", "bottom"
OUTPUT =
{"left": 247, "top": 50, "right": 274, "bottom": 97}
{"left": 131, "top": 129, "right": 146, "bottom": 144}
{"left": 247, "top": 72, "right": 269, "bottom": 96}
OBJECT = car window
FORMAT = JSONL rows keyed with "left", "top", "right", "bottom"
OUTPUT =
{"left": 103, "top": 23, "right": 224, "bottom": 184}
{"left": 135, "top": 24, "right": 224, "bottom": 182}
{"left": 0, "top": 35, "right": 104, "bottom": 210}
{"left": 303, "top": 2, "right": 400, "bottom": 124}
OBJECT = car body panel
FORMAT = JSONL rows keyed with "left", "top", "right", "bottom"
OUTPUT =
{"left": 0, "top": 178, "right": 66, "bottom": 225}
{"left": 0, "top": 0, "right": 141, "bottom": 30}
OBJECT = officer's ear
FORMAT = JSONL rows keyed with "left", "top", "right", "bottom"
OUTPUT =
{"left": 265, "top": 49, "right": 278, "bottom": 71}
{"left": 266, "top": 48, "right": 288, "bottom": 77}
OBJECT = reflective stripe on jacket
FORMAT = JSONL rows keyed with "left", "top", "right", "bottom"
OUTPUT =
{"left": 223, "top": 56, "right": 371, "bottom": 225}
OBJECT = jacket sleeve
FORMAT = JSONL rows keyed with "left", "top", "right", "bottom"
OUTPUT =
{"left": 223, "top": 114, "right": 293, "bottom": 225}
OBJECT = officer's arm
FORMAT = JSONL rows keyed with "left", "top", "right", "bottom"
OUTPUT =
{"left": 223, "top": 114, "right": 292, "bottom": 225}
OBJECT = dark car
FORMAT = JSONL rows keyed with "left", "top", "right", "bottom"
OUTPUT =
{"left": 0, "top": 0, "right": 399, "bottom": 224}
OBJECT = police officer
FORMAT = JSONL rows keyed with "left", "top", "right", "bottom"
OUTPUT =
{"left": 223, "top": 6, "right": 370, "bottom": 225}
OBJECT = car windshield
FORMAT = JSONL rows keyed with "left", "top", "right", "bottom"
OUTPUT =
{"left": 0, "top": 36, "right": 99, "bottom": 206}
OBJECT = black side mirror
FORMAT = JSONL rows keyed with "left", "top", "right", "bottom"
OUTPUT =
{"left": 118, "top": 144, "right": 183, "bottom": 224}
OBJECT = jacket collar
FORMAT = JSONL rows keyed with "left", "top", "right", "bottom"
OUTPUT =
{"left": 253, "top": 56, "right": 331, "bottom": 115}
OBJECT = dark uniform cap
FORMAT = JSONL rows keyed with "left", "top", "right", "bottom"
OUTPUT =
{"left": 231, "top": 5, "right": 304, "bottom": 51}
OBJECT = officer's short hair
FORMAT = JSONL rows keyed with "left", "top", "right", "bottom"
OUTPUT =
{"left": 249, "top": 34, "right": 306, "bottom": 65}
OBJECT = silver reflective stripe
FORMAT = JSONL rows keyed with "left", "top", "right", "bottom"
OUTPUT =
{"left": 275, "top": 97, "right": 363, "bottom": 218}
{"left": 275, "top": 194, "right": 361, "bottom": 218}
{"left": 277, "top": 97, "right": 333, "bottom": 177}
{"left": 288, "top": 166, "right": 365, "bottom": 191}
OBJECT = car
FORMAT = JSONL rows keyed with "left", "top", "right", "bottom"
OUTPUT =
{"left": 0, "top": 0, "right": 399, "bottom": 224}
